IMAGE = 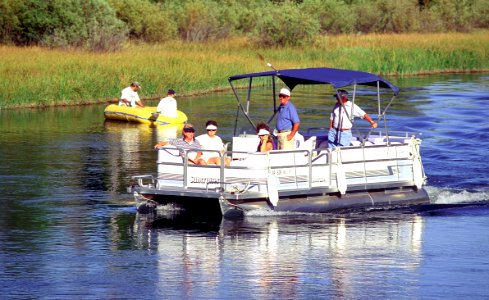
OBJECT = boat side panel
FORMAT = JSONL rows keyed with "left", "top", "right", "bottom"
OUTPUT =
{"left": 227, "top": 187, "right": 429, "bottom": 213}
{"left": 104, "top": 104, "right": 187, "bottom": 124}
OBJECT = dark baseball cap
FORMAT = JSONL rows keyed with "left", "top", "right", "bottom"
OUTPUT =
{"left": 334, "top": 89, "right": 348, "bottom": 99}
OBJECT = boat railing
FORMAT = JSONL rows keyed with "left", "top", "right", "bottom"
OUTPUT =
{"left": 306, "top": 127, "right": 422, "bottom": 139}
{"left": 155, "top": 138, "right": 421, "bottom": 194}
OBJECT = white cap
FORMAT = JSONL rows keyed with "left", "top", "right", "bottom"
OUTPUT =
{"left": 206, "top": 124, "right": 218, "bottom": 130}
{"left": 279, "top": 88, "right": 290, "bottom": 97}
{"left": 257, "top": 129, "right": 270, "bottom": 136}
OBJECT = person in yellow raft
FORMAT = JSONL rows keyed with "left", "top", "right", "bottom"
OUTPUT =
{"left": 119, "top": 82, "right": 144, "bottom": 108}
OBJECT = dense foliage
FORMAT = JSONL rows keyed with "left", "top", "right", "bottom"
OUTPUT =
{"left": 0, "top": 0, "right": 127, "bottom": 51}
{"left": 1, "top": 0, "right": 488, "bottom": 50}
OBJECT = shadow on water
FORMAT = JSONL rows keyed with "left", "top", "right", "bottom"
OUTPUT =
{"left": 408, "top": 201, "right": 489, "bottom": 217}
{"left": 136, "top": 200, "right": 489, "bottom": 235}
{"left": 139, "top": 209, "right": 224, "bottom": 232}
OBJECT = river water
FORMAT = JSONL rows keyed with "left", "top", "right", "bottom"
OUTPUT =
{"left": 1, "top": 74, "right": 488, "bottom": 299}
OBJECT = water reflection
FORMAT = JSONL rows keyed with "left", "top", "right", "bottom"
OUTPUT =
{"left": 103, "top": 121, "right": 154, "bottom": 194}
{"left": 155, "top": 123, "right": 182, "bottom": 141}
{"left": 128, "top": 211, "right": 425, "bottom": 298}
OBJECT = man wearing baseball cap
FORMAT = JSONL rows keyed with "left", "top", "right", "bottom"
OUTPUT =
{"left": 154, "top": 123, "right": 202, "bottom": 164}
{"left": 156, "top": 88, "right": 178, "bottom": 117}
{"left": 328, "top": 89, "right": 378, "bottom": 148}
{"left": 275, "top": 88, "right": 300, "bottom": 150}
{"left": 119, "top": 82, "right": 144, "bottom": 107}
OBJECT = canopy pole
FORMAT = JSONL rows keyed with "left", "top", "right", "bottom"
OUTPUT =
{"left": 377, "top": 81, "right": 381, "bottom": 115}
{"left": 351, "top": 84, "right": 356, "bottom": 124}
{"left": 229, "top": 78, "right": 256, "bottom": 136}
{"left": 364, "top": 94, "right": 397, "bottom": 144}
{"left": 267, "top": 76, "right": 278, "bottom": 125}
{"left": 246, "top": 78, "right": 252, "bottom": 114}
{"left": 229, "top": 80, "right": 240, "bottom": 136}
{"left": 272, "top": 76, "right": 277, "bottom": 112}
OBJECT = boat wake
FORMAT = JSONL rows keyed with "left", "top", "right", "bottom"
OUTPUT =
{"left": 426, "top": 186, "right": 489, "bottom": 204}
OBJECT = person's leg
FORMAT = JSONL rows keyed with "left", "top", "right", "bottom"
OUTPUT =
{"left": 207, "top": 156, "right": 220, "bottom": 165}
{"left": 282, "top": 134, "right": 295, "bottom": 150}
{"left": 327, "top": 128, "right": 337, "bottom": 149}
{"left": 277, "top": 132, "right": 288, "bottom": 150}
{"left": 338, "top": 131, "right": 352, "bottom": 147}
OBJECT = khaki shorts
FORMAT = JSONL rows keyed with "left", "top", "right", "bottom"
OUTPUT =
{"left": 277, "top": 131, "right": 295, "bottom": 150}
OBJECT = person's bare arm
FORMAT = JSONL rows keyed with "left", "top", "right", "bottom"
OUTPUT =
{"left": 288, "top": 122, "right": 300, "bottom": 141}
{"left": 154, "top": 141, "right": 169, "bottom": 149}
{"left": 363, "top": 114, "right": 378, "bottom": 128}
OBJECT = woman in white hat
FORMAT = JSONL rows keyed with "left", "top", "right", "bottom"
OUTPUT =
{"left": 196, "top": 120, "right": 228, "bottom": 165}
{"left": 256, "top": 122, "right": 276, "bottom": 152}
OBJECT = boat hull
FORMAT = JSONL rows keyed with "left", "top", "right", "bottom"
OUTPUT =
{"left": 132, "top": 184, "right": 429, "bottom": 218}
{"left": 221, "top": 186, "right": 429, "bottom": 215}
{"left": 104, "top": 104, "right": 187, "bottom": 125}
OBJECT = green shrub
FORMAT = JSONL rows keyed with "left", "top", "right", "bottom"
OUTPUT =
{"left": 0, "top": 0, "right": 20, "bottom": 44}
{"left": 257, "top": 1, "right": 320, "bottom": 46}
{"left": 167, "top": 0, "right": 232, "bottom": 42}
{"left": 471, "top": 0, "right": 489, "bottom": 28}
{"left": 108, "top": 0, "right": 176, "bottom": 42}
{"left": 377, "top": 0, "right": 421, "bottom": 33}
{"left": 302, "top": 0, "right": 355, "bottom": 34}
{"left": 353, "top": 2, "right": 383, "bottom": 33}
{"left": 417, "top": 7, "right": 446, "bottom": 32}
{"left": 0, "top": 0, "right": 127, "bottom": 51}
{"left": 429, "top": 0, "right": 472, "bottom": 32}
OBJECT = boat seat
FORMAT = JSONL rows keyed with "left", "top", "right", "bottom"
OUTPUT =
{"left": 157, "top": 146, "right": 200, "bottom": 164}
{"left": 232, "top": 135, "right": 260, "bottom": 159}
{"left": 157, "top": 146, "right": 182, "bottom": 163}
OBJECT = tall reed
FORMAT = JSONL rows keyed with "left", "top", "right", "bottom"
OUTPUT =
{"left": 1, "top": 31, "right": 488, "bottom": 109}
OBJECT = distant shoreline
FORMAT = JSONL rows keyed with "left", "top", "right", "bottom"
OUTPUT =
{"left": 2, "top": 32, "right": 488, "bottom": 109}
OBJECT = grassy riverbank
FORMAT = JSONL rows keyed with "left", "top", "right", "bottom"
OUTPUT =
{"left": 1, "top": 31, "right": 488, "bottom": 109}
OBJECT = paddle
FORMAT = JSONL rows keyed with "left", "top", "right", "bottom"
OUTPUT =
{"left": 149, "top": 112, "right": 159, "bottom": 122}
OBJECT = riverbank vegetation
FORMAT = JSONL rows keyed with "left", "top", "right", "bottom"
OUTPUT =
{"left": 1, "top": 0, "right": 489, "bottom": 108}
{"left": 2, "top": 31, "right": 488, "bottom": 109}
{"left": 2, "top": 0, "right": 489, "bottom": 49}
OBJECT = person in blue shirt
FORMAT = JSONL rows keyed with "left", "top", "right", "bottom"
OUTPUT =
{"left": 275, "top": 88, "right": 300, "bottom": 150}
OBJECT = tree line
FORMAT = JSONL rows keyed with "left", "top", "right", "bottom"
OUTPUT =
{"left": 1, "top": 0, "right": 488, "bottom": 51}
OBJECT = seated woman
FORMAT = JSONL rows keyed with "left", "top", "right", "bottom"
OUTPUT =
{"left": 256, "top": 122, "right": 276, "bottom": 152}
{"left": 196, "top": 120, "right": 230, "bottom": 166}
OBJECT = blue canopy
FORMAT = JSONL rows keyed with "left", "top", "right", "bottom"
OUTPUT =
{"left": 229, "top": 67, "right": 399, "bottom": 96}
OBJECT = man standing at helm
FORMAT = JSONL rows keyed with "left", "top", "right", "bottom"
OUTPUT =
{"left": 275, "top": 88, "right": 300, "bottom": 150}
{"left": 328, "top": 89, "right": 377, "bottom": 148}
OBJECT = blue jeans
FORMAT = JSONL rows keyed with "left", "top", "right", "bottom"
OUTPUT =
{"left": 328, "top": 128, "right": 352, "bottom": 148}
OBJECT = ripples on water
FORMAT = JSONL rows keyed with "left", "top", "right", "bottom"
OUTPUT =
{"left": 1, "top": 74, "right": 489, "bottom": 298}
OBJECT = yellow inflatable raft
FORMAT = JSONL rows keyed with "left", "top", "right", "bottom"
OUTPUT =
{"left": 104, "top": 104, "right": 188, "bottom": 125}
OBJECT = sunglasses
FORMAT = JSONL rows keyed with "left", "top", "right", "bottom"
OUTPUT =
{"left": 279, "top": 94, "right": 288, "bottom": 98}
{"left": 207, "top": 129, "right": 217, "bottom": 132}
{"left": 183, "top": 128, "right": 195, "bottom": 133}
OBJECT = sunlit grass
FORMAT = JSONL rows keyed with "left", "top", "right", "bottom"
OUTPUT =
{"left": 1, "top": 31, "right": 488, "bottom": 109}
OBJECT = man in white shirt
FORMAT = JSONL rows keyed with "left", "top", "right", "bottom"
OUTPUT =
{"left": 119, "top": 82, "right": 144, "bottom": 107}
{"left": 328, "top": 89, "right": 377, "bottom": 148}
{"left": 156, "top": 89, "right": 178, "bottom": 117}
